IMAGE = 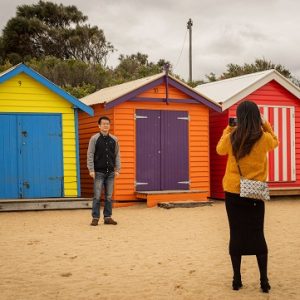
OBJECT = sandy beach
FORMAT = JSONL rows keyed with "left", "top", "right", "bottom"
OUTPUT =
{"left": 0, "top": 199, "right": 299, "bottom": 300}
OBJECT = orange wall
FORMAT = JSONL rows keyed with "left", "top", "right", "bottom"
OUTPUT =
{"left": 79, "top": 82, "right": 211, "bottom": 201}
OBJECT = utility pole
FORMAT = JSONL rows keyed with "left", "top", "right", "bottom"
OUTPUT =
{"left": 187, "top": 18, "right": 193, "bottom": 83}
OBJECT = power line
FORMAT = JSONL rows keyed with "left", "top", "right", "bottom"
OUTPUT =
{"left": 173, "top": 28, "right": 188, "bottom": 72}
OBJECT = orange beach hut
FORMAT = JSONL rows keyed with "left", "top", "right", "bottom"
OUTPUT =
{"left": 78, "top": 72, "right": 221, "bottom": 207}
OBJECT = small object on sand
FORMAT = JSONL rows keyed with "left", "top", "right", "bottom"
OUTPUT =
{"left": 157, "top": 200, "right": 213, "bottom": 209}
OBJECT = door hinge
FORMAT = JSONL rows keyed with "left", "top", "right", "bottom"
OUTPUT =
{"left": 177, "top": 181, "right": 190, "bottom": 184}
{"left": 135, "top": 181, "right": 149, "bottom": 186}
{"left": 177, "top": 116, "right": 190, "bottom": 121}
{"left": 135, "top": 114, "right": 148, "bottom": 120}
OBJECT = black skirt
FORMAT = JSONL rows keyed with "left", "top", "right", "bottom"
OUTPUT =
{"left": 225, "top": 192, "right": 268, "bottom": 256}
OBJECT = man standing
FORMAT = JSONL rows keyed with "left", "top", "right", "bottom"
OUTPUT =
{"left": 87, "top": 116, "right": 121, "bottom": 226}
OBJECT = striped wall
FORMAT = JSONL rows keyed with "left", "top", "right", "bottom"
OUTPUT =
{"left": 0, "top": 73, "right": 78, "bottom": 196}
{"left": 260, "top": 105, "right": 295, "bottom": 182}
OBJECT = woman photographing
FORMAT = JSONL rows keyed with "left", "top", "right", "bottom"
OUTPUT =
{"left": 216, "top": 100, "right": 278, "bottom": 293}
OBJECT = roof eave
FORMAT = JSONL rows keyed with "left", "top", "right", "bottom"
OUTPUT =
{"left": 104, "top": 74, "right": 222, "bottom": 112}
{"left": 221, "top": 71, "right": 300, "bottom": 111}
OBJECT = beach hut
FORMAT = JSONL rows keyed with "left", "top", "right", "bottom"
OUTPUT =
{"left": 195, "top": 69, "right": 300, "bottom": 199}
{"left": 0, "top": 63, "right": 93, "bottom": 202}
{"left": 79, "top": 72, "right": 221, "bottom": 207}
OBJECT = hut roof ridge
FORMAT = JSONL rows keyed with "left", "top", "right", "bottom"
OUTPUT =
{"left": 195, "top": 69, "right": 300, "bottom": 111}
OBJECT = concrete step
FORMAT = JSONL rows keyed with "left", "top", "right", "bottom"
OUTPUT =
{"left": 158, "top": 200, "right": 213, "bottom": 209}
{"left": 135, "top": 190, "right": 209, "bottom": 207}
{"left": 0, "top": 198, "right": 92, "bottom": 212}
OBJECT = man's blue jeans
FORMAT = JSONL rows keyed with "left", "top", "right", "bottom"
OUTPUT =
{"left": 92, "top": 172, "right": 115, "bottom": 219}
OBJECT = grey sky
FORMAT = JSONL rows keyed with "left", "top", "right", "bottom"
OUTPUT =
{"left": 1, "top": 0, "right": 300, "bottom": 81}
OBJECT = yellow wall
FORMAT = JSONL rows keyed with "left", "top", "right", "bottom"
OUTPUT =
{"left": 0, "top": 73, "right": 78, "bottom": 197}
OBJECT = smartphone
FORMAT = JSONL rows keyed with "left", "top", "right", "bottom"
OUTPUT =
{"left": 229, "top": 117, "right": 237, "bottom": 127}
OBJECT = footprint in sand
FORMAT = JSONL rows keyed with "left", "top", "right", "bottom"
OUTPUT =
{"left": 174, "top": 284, "right": 183, "bottom": 290}
{"left": 27, "top": 240, "right": 40, "bottom": 245}
{"left": 61, "top": 272, "right": 72, "bottom": 277}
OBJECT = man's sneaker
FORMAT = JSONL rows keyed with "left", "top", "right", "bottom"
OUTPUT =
{"left": 90, "top": 218, "right": 99, "bottom": 226}
{"left": 104, "top": 217, "right": 117, "bottom": 225}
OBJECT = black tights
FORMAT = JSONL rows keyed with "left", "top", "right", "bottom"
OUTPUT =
{"left": 230, "top": 254, "right": 268, "bottom": 281}
{"left": 256, "top": 254, "right": 268, "bottom": 281}
{"left": 230, "top": 255, "right": 241, "bottom": 280}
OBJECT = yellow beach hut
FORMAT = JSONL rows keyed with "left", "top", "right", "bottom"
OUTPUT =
{"left": 0, "top": 63, "right": 93, "bottom": 201}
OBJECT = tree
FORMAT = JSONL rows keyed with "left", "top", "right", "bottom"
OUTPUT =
{"left": 196, "top": 58, "right": 300, "bottom": 88}
{"left": 220, "top": 58, "right": 291, "bottom": 79}
{"left": 26, "top": 56, "right": 111, "bottom": 93}
{"left": 0, "top": 37, "right": 4, "bottom": 65}
{"left": 112, "top": 52, "right": 171, "bottom": 85}
{"left": 1, "top": 1, "right": 113, "bottom": 64}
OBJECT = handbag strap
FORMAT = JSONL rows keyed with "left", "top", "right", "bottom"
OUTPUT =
{"left": 235, "top": 157, "right": 243, "bottom": 177}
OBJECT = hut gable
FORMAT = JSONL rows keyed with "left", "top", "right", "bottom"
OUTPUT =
{"left": 81, "top": 73, "right": 221, "bottom": 112}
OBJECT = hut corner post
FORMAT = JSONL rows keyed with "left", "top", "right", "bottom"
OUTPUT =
{"left": 164, "top": 64, "right": 169, "bottom": 104}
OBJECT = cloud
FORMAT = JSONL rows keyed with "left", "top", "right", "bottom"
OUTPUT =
{"left": 1, "top": 0, "right": 299, "bottom": 81}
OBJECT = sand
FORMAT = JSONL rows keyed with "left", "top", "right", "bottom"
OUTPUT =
{"left": 0, "top": 199, "right": 299, "bottom": 300}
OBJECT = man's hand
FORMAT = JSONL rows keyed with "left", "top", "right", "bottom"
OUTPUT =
{"left": 89, "top": 171, "right": 95, "bottom": 179}
{"left": 115, "top": 171, "right": 120, "bottom": 177}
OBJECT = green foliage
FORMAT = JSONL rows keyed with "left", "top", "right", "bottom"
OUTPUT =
{"left": 220, "top": 58, "right": 291, "bottom": 79}
{"left": 64, "top": 83, "right": 97, "bottom": 99}
{"left": 1, "top": 1, "right": 113, "bottom": 64}
{"left": 0, "top": 60, "right": 13, "bottom": 73}
{"left": 26, "top": 56, "right": 109, "bottom": 88}
{"left": 0, "top": 52, "right": 170, "bottom": 98}
{"left": 112, "top": 52, "right": 170, "bottom": 85}
{"left": 196, "top": 58, "right": 300, "bottom": 88}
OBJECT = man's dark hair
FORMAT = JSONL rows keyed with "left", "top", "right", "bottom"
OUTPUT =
{"left": 98, "top": 116, "right": 111, "bottom": 125}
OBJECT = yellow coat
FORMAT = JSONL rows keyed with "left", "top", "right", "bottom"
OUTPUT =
{"left": 216, "top": 122, "right": 279, "bottom": 194}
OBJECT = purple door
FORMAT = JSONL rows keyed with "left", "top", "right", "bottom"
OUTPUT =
{"left": 161, "top": 111, "right": 189, "bottom": 190}
{"left": 136, "top": 110, "right": 189, "bottom": 191}
{"left": 136, "top": 110, "right": 161, "bottom": 191}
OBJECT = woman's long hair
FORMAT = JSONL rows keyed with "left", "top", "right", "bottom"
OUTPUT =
{"left": 230, "top": 101, "right": 263, "bottom": 160}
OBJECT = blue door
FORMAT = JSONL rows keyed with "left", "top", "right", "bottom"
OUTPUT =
{"left": 20, "top": 115, "right": 63, "bottom": 198}
{"left": 0, "top": 114, "right": 63, "bottom": 199}
{"left": 0, "top": 115, "right": 19, "bottom": 198}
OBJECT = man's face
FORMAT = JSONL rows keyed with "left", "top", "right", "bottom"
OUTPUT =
{"left": 99, "top": 119, "right": 110, "bottom": 134}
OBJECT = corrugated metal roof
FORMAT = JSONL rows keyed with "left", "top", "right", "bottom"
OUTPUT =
{"left": 81, "top": 72, "right": 165, "bottom": 105}
{"left": 195, "top": 69, "right": 300, "bottom": 111}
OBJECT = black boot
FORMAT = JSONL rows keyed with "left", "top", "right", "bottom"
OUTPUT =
{"left": 230, "top": 255, "right": 243, "bottom": 290}
{"left": 257, "top": 254, "right": 271, "bottom": 293}
{"left": 260, "top": 279, "right": 271, "bottom": 293}
{"left": 232, "top": 276, "right": 243, "bottom": 290}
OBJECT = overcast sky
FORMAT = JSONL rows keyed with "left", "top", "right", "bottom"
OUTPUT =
{"left": 1, "top": 0, "right": 300, "bottom": 81}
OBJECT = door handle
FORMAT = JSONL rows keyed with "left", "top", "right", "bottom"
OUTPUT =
{"left": 21, "top": 131, "right": 28, "bottom": 137}
{"left": 23, "top": 181, "right": 30, "bottom": 188}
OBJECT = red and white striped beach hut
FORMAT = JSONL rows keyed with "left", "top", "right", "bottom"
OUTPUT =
{"left": 195, "top": 69, "right": 300, "bottom": 199}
